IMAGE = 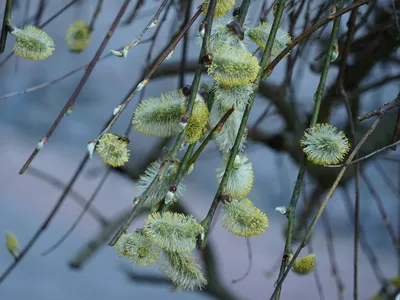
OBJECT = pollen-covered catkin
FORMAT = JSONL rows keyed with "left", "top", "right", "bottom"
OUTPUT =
{"left": 65, "top": 20, "right": 92, "bottom": 52}
{"left": 208, "top": 44, "right": 260, "bottom": 87}
{"left": 247, "top": 22, "right": 291, "bottom": 56}
{"left": 185, "top": 98, "right": 209, "bottom": 144}
{"left": 114, "top": 231, "right": 160, "bottom": 267}
{"left": 133, "top": 90, "right": 186, "bottom": 137}
{"left": 202, "top": 0, "right": 235, "bottom": 18}
{"left": 135, "top": 160, "right": 186, "bottom": 207}
{"left": 216, "top": 154, "right": 253, "bottom": 199}
{"left": 221, "top": 198, "right": 269, "bottom": 237}
{"left": 96, "top": 133, "right": 130, "bottom": 167}
{"left": 10, "top": 26, "right": 55, "bottom": 60}
{"left": 300, "top": 123, "right": 350, "bottom": 165}
{"left": 213, "top": 83, "right": 253, "bottom": 111}
{"left": 292, "top": 253, "right": 317, "bottom": 275}
{"left": 144, "top": 212, "right": 203, "bottom": 253}
{"left": 210, "top": 101, "right": 247, "bottom": 152}
{"left": 160, "top": 251, "right": 207, "bottom": 291}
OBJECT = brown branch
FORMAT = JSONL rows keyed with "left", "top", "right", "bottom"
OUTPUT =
{"left": 263, "top": 0, "right": 371, "bottom": 78}
{"left": 358, "top": 92, "right": 400, "bottom": 121}
{"left": 18, "top": 0, "right": 132, "bottom": 174}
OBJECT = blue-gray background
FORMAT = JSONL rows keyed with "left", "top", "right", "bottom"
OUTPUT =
{"left": 0, "top": 1, "right": 398, "bottom": 299}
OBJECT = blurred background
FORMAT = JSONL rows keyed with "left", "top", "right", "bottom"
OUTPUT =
{"left": 0, "top": 0, "right": 399, "bottom": 299}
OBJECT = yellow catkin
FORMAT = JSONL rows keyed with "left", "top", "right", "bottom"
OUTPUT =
{"left": 209, "top": 44, "right": 260, "bottom": 86}
{"left": 65, "top": 20, "right": 92, "bottom": 52}
{"left": 202, "top": 0, "right": 235, "bottom": 18}
{"left": 186, "top": 99, "right": 209, "bottom": 144}
{"left": 11, "top": 26, "right": 55, "bottom": 60}
{"left": 292, "top": 254, "right": 317, "bottom": 275}
{"left": 96, "top": 133, "right": 130, "bottom": 167}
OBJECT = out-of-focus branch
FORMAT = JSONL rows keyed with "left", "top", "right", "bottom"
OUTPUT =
{"left": 69, "top": 210, "right": 131, "bottom": 269}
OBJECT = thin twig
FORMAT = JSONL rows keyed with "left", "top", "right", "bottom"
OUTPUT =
{"left": 341, "top": 187, "right": 385, "bottom": 283}
{"left": 390, "top": 107, "right": 400, "bottom": 150}
{"left": 34, "top": 0, "right": 46, "bottom": 26}
{"left": 263, "top": 0, "right": 371, "bottom": 78}
{"left": 0, "top": 154, "right": 90, "bottom": 284}
{"left": 89, "top": 0, "right": 103, "bottom": 30}
{"left": 117, "top": 0, "right": 170, "bottom": 57}
{"left": 0, "top": 1, "right": 132, "bottom": 285}
{"left": 179, "top": 0, "right": 192, "bottom": 88}
{"left": 19, "top": 0, "right": 132, "bottom": 175}
{"left": 361, "top": 171, "right": 398, "bottom": 251}
{"left": 321, "top": 212, "right": 344, "bottom": 300}
{"left": 0, "top": 0, "right": 12, "bottom": 53}
{"left": 124, "top": 0, "right": 144, "bottom": 24}
{"left": 307, "top": 240, "right": 325, "bottom": 300}
{"left": 358, "top": 92, "right": 400, "bottom": 121}
{"left": 0, "top": 40, "right": 152, "bottom": 102}
{"left": 374, "top": 160, "right": 400, "bottom": 197}
{"left": 336, "top": 3, "right": 360, "bottom": 298}
{"left": 325, "top": 139, "right": 400, "bottom": 168}
{"left": 25, "top": 167, "right": 108, "bottom": 227}
{"left": 41, "top": 169, "right": 110, "bottom": 256}
{"left": 231, "top": 238, "right": 252, "bottom": 284}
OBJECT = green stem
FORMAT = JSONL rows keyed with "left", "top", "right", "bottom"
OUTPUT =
{"left": 238, "top": 0, "right": 251, "bottom": 26}
{"left": 273, "top": 1, "right": 345, "bottom": 299}
{"left": 270, "top": 114, "right": 384, "bottom": 300}
{"left": 0, "top": 0, "right": 12, "bottom": 54}
{"left": 108, "top": 4, "right": 213, "bottom": 246}
{"left": 200, "top": 0, "right": 287, "bottom": 248}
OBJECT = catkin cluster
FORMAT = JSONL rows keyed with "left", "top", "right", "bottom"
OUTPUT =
{"left": 112, "top": 0, "right": 296, "bottom": 291}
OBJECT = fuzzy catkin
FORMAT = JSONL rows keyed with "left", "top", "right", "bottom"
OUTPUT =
{"left": 96, "top": 133, "right": 130, "bottom": 167}
{"left": 114, "top": 232, "right": 160, "bottom": 267}
{"left": 210, "top": 101, "right": 247, "bottom": 152}
{"left": 247, "top": 22, "right": 291, "bottom": 56}
{"left": 133, "top": 90, "right": 186, "bottom": 137}
{"left": 144, "top": 212, "right": 203, "bottom": 253}
{"left": 292, "top": 254, "right": 317, "bottom": 275}
{"left": 300, "top": 123, "right": 350, "bottom": 165}
{"left": 216, "top": 154, "right": 254, "bottom": 199}
{"left": 10, "top": 26, "right": 55, "bottom": 60}
{"left": 160, "top": 251, "right": 207, "bottom": 291}
{"left": 135, "top": 160, "right": 186, "bottom": 208}
{"left": 65, "top": 20, "right": 92, "bottom": 52}
{"left": 202, "top": 0, "right": 235, "bottom": 18}
{"left": 221, "top": 198, "right": 269, "bottom": 237}
{"left": 208, "top": 44, "right": 260, "bottom": 87}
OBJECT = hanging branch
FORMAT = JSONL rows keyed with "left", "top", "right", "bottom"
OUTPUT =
{"left": 336, "top": 2, "right": 360, "bottom": 298}
{"left": 111, "top": 0, "right": 170, "bottom": 58}
{"left": 0, "top": 0, "right": 132, "bottom": 285}
{"left": 200, "top": 0, "right": 288, "bottom": 249}
{"left": 274, "top": 2, "right": 345, "bottom": 298}
{"left": 263, "top": 0, "right": 371, "bottom": 78}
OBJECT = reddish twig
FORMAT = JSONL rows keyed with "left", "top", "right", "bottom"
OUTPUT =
{"left": 19, "top": 0, "right": 132, "bottom": 174}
